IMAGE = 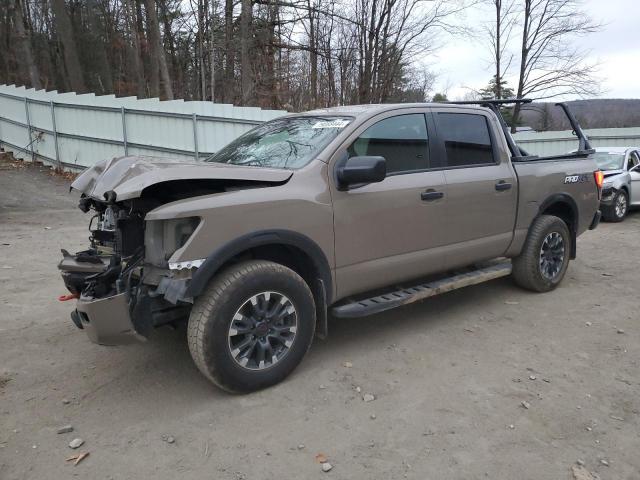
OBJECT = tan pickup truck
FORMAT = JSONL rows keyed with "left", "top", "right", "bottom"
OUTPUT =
{"left": 59, "top": 99, "right": 602, "bottom": 392}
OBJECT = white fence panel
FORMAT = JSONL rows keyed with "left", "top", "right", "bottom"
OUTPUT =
{"left": 7, "top": 83, "right": 639, "bottom": 171}
{"left": 514, "top": 127, "right": 640, "bottom": 156}
{"left": 0, "top": 84, "right": 286, "bottom": 171}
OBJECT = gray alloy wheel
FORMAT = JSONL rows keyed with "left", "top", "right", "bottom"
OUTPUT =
{"left": 227, "top": 291, "right": 298, "bottom": 371}
{"left": 614, "top": 191, "right": 628, "bottom": 219}
{"left": 512, "top": 214, "right": 571, "bottom": 292}
{"left": 188, "top": 260, "right": 316, "bottom": 393}
{"left": 539, "top": 231, "right": 565, "bottom": 281}
{"left": 603, "top": 190, "right": 628, "bottom": 222}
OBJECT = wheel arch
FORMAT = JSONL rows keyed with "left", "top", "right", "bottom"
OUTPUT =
{"left": 538, "top": 194, "right": 578, "bottom": 259}
{"left": 185, "top": 230, "right": 332, "bottom": 337}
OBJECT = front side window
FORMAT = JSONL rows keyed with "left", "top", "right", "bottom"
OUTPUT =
{"left": 627, "top": 151, "right": 640, "bottom": 170}
{"left": 347, "top": 114, "right": 429, "bottom": 174}
{"left": 437, "top": 113, "right": 495, "bottom": 167}
{"left": 205, "top": 116, "right": 352, "bottom": 169}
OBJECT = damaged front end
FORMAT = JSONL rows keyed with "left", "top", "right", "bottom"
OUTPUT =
{"left": 58, "top": 156, "right": 293, "bottom": 345}
{"left": 59, "top": 197, "right": 193, "bottom": 345}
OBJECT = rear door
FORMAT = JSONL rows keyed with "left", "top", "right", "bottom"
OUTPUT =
{"left": 430, "top": 107, "right": 518, "bottom": 269}
{"left": 628, "top": 150, "right": 640, "bottom": 205}
{"left": 330, "top": 109, "right": 449, "bottom": 299}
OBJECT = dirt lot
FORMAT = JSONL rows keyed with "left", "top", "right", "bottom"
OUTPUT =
{"left": 0, "top": 156, "right": 639, "bottom": 480}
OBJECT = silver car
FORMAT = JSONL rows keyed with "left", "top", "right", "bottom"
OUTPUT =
{"left": 592, "top": 147, "right": 640, "bottom": 221}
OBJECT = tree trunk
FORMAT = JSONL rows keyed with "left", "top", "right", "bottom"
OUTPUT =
{"left": 240, "top": 0, "right": 253, "bottom": 105}
{"left": 512, "top": 0, "right": 530, "bottom": 132}
{"left": 210, "top": 0, "right": 215, "bottom": 102}
{"left": 12, "top": 0, "right": 41, "bottom": 89}
{"left": 224, "top": 0, "right": 235, "bottom": 103}
{"left": 159, "top": 0, "right": 179, "bottom": 97}
{"left": 144, "top": 0, "right": 172, "bottom": 99}
{"left": 123, "top": 0, "right": 145, "bottom": 97}
{"left": 495, "top": 0, "right": 502, "bottom": 99}
{"left": 51, "top": 0, "right": 86, "bottom": 92}
{"left": 87, "top": 0, "right": 113, "bottom": 94}
{"left": 307, "top": 0, "right": 317, "bottom": 109}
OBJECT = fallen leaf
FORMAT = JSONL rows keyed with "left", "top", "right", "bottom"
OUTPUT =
{"left": 315, "top": 453, "right": 328, "bottom": 464}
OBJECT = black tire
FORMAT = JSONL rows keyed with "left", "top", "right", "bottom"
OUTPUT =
{"left": 602, "top": 190, "right": 628, "bottom": 222}
{"left": 188, "top": 260, "right": 316, "bottom": 393}
{"left": 512, "top": 215, "right": 572, "bottom": 293}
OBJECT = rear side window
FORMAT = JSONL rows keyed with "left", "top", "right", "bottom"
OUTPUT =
{"left": 437, "top": 113, "right": 495, "bottom": 167}
{"left": 348, "top": 114, "right": 429, "bottom": 174}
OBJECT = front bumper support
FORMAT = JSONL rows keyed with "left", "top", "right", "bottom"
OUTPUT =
{"left": 74, "top": 293, "right": 146, "bottom": 345}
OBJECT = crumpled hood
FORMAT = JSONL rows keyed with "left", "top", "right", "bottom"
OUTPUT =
{"left": 71, "top": 156, "right": 293, "bottom": 201}
{"left": 602, "top": 169, "right": 624, "bottom": 178}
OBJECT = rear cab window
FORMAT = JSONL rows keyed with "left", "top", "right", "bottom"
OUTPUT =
{"left": 434, "top": 112, "right": 497, "bottom": 168}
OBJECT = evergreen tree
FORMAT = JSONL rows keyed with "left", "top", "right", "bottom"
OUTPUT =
{"left": 479, "top": 75, "right": 514, "bottom": 100}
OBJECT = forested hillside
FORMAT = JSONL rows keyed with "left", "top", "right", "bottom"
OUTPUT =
{"left": 519, "top": 99, "right": 640, "bottom": 130}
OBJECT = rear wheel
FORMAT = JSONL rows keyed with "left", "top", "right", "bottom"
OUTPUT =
{"left": 188, "top": 260, "right": 316, "bottom": 393}
{"left": 512, "top": 215, "right": 571, "bottom": 292}
{"left": 603, "top": 190, "right": 628, "bottom": 222}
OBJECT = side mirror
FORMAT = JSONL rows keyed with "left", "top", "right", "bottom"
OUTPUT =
{"left": 630, "top": 164, "right": 640, "bottom": 173}
{"left": 337, "top": 156, "right": 386, "bottom": 190}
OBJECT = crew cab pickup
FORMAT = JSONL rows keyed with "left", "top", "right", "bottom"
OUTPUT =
{"left": 58, "top": 99, "right": 602, "bottom": 392}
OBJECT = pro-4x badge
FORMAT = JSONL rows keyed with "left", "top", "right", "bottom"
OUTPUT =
{"left": 564, "top": 174, "right": 589, "bottom": 184}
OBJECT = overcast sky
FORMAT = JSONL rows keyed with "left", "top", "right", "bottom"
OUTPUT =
{"left": 430, "top": 0, "right": 638, "bottom": 100}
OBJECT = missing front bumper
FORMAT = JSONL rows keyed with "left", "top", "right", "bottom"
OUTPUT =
{"left": 73, "top": 293, "right": 146, "bottom": 345}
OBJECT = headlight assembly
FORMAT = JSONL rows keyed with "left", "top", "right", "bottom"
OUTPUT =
{"left": 145, "top": 217, "right": 200, "bottom": 266}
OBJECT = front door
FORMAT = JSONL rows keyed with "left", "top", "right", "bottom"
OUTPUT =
{"left": 330, "top": 110, "right": 449, "bottom": 299}
{"left": 628, "top": 150, "right": 640, "bottom": 205}
{"left": 430, "top": 108, "right": 518, "bottom": 269}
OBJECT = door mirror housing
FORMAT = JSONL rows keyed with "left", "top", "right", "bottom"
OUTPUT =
{"left": 337, "top": 156, "right": 386, "bottom": 190}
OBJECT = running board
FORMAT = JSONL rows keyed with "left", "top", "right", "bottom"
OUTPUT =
{"left": 332, "top": 262, "right": 512, "bottom": 318}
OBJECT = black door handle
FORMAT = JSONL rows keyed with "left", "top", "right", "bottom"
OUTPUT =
{"left": 421, "top": 190, "right": 444, "bottom": 201}
{"left": 495, "top": 181, "right": 512, "bottom": 191}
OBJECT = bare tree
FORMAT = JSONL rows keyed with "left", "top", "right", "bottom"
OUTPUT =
{"left": 0, "top": 0, "right": 469, "bottom": 109}
{"left": 11, "top": 0, "right": 41, "bottom": 89}
{"left": 144, "top": 0, "right": 173, "bottom": 99}
{"left": 51, "top": 0, "right": 87, "bottom": 92}
{"left": 240, "top": 0, "right": 253, "bottom": 103}
{"left": 511, "top": 0, "right": 601, "bottom": 131}
{"left": 123, "top": 0, "right": 146, "bottom": 97}
{"left": 483, "top": 0, "right": 517, "bottom": 99}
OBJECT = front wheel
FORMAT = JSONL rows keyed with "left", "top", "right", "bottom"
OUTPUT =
{"left": 603, "top": 190, "right": 628, "bottom": 222}
{"left": 188, "top": 260, "right": 316, "bottom": 393}
{"left": 512, "top": 215, "right": 572, "bottom": 292}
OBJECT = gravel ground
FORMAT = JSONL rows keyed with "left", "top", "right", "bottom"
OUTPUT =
{"left": 1, "top": 156, "right": 639, "bottom": 480}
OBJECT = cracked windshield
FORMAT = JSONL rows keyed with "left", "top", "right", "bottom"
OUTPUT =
{"left": 205, "top": 117, "right": 351, "bottom": 169}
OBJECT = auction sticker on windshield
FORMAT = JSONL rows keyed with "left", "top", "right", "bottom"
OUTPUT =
{"left": 312, "top": 119, "right": 350, "bottom": 129}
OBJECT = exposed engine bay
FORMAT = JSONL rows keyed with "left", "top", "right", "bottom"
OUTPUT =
{"left": 57, "top": 155, "right": 294, "bottom": 344}
{"left": 59, "top": 194, "right": 194, "bottom": 340}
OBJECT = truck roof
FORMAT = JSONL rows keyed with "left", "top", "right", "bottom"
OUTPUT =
{"left": 302, "top": 103, "right": 490, "bottom": 119}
